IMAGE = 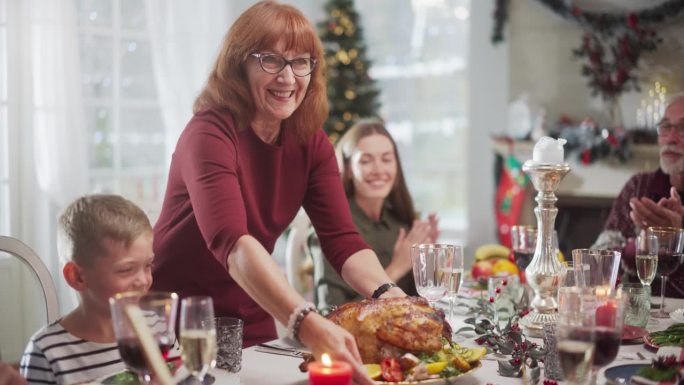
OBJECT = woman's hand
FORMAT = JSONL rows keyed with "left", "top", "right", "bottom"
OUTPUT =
{"left": 426, "top": 212, "right": 440, "bottom": 243}
{"left": 386, "top": 220, "right": 432, "bottom": 281}
{"left": 298, "top": 313, "right": 374, "bottom": 385}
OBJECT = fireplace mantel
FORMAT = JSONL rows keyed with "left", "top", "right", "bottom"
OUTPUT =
{"left": 492, "top": 138, "right": 659, "bottom": 199}
{"left": 492, "top": 137, "right": 660, "bottom": 253}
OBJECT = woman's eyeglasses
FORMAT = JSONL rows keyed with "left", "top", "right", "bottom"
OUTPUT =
{"left": 251, "top": 53, "right": 316, "bottom": 77}
{"left": 657, "top": 121, "right": 684, "bottom": 137}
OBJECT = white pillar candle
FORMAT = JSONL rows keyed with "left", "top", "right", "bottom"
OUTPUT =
{"left": 532, "top": 136, "right": 566, "bottom": 164}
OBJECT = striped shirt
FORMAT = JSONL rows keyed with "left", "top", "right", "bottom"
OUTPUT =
{"left": 20, "top": 320, "right": 181, "bottom": 385}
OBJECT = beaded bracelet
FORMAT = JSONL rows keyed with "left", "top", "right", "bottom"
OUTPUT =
{"left": 286, "top": 302, "right": 317, "bottom": 342}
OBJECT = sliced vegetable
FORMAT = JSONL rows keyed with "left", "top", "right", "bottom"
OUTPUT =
{"left": 381, "top": 357, "right": 404, "bottom": 382}
{"left": 364, "top": 364, "right": 382, "bottom": 380}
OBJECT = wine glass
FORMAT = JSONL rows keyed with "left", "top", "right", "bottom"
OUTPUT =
{"left": 180, "top": 296, "right": 217, "bottom": 382}
{"left": 444, "top": 245, "right": 464, "bottom": 321}
{"left": 110, "top": 291, "right": 178, "bottom": 384}
{"left": 635, "top": 233, "right": 658, "bottom": 287}
{"left": 411, "top": 244, "right": 454, "bottom": 306}
{"left": 647, "top": 226, "right": 684, "bottom": 318}
{"left": 511, "top": 225, "right": 536, "bottom": 273}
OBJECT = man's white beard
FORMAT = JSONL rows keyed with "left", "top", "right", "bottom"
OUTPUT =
{"left": 661, "top": 154, "right": 684, "bottom": 175}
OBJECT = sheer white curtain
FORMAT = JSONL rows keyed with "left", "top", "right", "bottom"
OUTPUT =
{"left": 13, "top": 0, "right": 86, "bottom": 313}
{"left": 144, "top": 0, "right": 233, "bottom": 162}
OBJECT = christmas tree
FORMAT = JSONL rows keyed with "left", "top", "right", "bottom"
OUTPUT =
{"left": 318, "top": 0, "right": 381, "bottom": 142}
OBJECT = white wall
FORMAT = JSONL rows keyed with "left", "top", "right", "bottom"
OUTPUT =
{"left": 509, "top": 0, "right": 684, "bottom": 128}
{"left": 466, "top": 1, "right": 507, "bottom": 254}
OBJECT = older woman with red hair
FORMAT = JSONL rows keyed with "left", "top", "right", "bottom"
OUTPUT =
{"left": 151, "top": 2, "right": 400, "bottom": 382}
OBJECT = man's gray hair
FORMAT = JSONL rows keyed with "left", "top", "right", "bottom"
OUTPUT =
{"left": 665, "top": 92, "right": 684, "bottom": 109}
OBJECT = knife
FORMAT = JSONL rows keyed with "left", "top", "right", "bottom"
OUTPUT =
{"left": 254, "top": 346, "right": 308, "bottom": 358}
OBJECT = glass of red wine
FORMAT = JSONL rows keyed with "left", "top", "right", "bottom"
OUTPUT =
{"left": 587, "top": 288, "right": 625, "bottom": 385}
{"left": 647, "top": 227, "right": 684, "bottom": 318}
{"left": 511, "top": 225, "right": 536, "bottom": 273}
{"left": 110, "top": 291, "right": 179, "bottom": 384}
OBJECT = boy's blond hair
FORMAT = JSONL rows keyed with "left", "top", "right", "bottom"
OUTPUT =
{"left": 58, "top": 194, "right": 152, "bottom": 267}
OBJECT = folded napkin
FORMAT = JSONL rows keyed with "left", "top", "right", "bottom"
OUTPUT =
{"left": 629, "top": 347, "right": 684, "bottom": 385}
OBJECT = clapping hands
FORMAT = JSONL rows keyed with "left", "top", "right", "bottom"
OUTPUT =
{"left": 629, "top": 187, "right": 684, "bottom": 231}
{"left": 388, "top": 213, "right": 441, "bottom": 279}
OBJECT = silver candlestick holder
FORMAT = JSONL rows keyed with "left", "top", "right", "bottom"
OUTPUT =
{"left": 519, "top": 161, "right": 570, "bottom": 337}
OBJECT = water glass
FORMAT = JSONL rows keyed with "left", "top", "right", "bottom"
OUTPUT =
{"left": 411, "top": 244, "right": 454, "bottom": 305}
{"left": 571, "top": 249, "right": 620, "bottom": 288}
{"left": 619, "top": 283, "right": 650, "bottom": 328}
{"left": 215, "top": 317, "right": 243, "bottom": 373}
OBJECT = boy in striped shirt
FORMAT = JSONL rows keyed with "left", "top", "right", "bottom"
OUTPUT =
{"left": 20, "top": 194, "right": 179, "bottom": 385}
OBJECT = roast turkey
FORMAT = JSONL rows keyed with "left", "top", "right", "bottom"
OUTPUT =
{"left": 326, "top": 296, "right": 452, "bottom": 364}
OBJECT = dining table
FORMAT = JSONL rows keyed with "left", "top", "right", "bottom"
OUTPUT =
{"left": 209, "top": 297, "right": 684, "bottom": 385}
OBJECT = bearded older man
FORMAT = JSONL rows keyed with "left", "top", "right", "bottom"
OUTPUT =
{"left": 593, "top": 94, "right": 684, "bottom": 297}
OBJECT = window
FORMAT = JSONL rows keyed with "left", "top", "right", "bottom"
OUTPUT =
{"left": 77, "top": 0, "right": 166, "bottom": 220}
{"left": 355, "top": 0, "right": 470, "bottom": 241}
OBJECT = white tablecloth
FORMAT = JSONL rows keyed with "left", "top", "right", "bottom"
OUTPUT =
{"left": 211, "top": 298, "right": 684, "bottom": 385}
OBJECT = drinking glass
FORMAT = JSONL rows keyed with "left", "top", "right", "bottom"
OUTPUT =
{"left": 444, "top": 245, "right": 464, "bottom": 321}
{"left": 560, "top": 261, "right": 586, "bottom": 288}
{"left": 647, "top": 226, "right": 684, "bottom": 318}
{"left": 556, "top": 294, "right": 595, "bottom": 385}
{"left": 511, "top": 225, "right": 536, "bottom": 272}
{"left": 110, "top": 291, "right": 178, "bottom": 385}
{"left": 635, "top": 233, "right": 658, "bottom": 287}
{"left": 180, "top": 296, "right": 217, "bottom": 381}
{"left": 571, "top": 249, "right": 620, "bottom": 290}
{"left": 587, "top": 289, "right": 625, "bottom": 385}
{"left": 411, "top": 244, "right": 454, "bottom": 306}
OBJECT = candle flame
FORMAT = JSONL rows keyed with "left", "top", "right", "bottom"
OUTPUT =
{"left": 321, "top": 353, "right": 332, "bottom": 366}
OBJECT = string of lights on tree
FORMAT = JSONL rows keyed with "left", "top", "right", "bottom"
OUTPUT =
{"left": 318, "top": 0, "right": 381, "bottom": 143}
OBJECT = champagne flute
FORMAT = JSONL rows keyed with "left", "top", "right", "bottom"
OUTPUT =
{"left": 180, "top": 296, "right": 217, "bottom": 382}
{"left": 647, "top": 226, "right": 684, "bottom": 318}
{"left": 636, "top": 233, "right": 658, "bottom": 287}
{"left": 444, "top": 245, "right": 464, "bottom": 321}
{"left": 110, "top": 291, "right": 178, "bottom": 385}
{"left": 411, "top": 244, "right": 454, "bottom": 306}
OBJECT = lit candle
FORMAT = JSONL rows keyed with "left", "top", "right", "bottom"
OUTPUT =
{"left": 532, "top": 136, "right": 566, "bottom": 164}
{"left": 308, "top": 354, "right": 352, "bottom": 385}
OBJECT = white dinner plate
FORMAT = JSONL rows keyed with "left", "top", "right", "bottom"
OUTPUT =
{"left": 669, "top": 308, "right": 684, "bottom": 323}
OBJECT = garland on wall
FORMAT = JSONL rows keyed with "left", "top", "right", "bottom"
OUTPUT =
{"left": 491, "top": 0, "right": 684, "bottom": 101}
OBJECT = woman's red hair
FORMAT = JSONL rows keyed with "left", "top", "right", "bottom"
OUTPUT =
{"left": 193, "top": 1, "right": 328, "bottom": 143}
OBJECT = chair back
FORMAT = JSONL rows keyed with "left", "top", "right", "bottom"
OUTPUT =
{"left": 284, "top": 209, "right": 313, "bottom": 295}
{"left": 0, "top": 236, "right": 59, "bottom": 323}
